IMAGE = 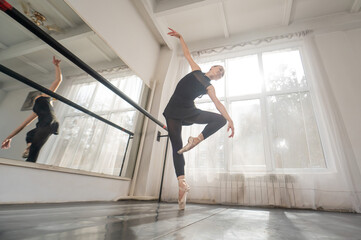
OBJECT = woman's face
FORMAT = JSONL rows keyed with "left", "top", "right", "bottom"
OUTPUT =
{"left": 210, "top": 65, "right": 224, "bottom": 80}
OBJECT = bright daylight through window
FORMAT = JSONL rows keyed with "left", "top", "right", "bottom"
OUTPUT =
{"left": 185, "top": 48, "right": 326, "bottom": 172}
{"left": 41, "top": 74, "right": 143, "bottom": 176}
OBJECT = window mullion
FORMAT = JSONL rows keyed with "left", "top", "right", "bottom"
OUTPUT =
{"left": 87, "top": 82, "right": 99, "bottom": 111}
{"left": 66, "top": 115, "right": 89, "bottom": 169}
{"left": 223, "top": 59, "right": 231, "bottom": 173}
{"left": 258, "top": 52, "right": 274, "bottom": 172}
{"left": 88, "top": 113, "right": 110, "bottom": 173}
{"left": 226, "top": 94, "right": 262, "bottom": 102}
{"left": 265, "top": 88, "right": 310, "bottom": 97}
{"left": 299, "top": 93, "right": 312, "bottom": 168}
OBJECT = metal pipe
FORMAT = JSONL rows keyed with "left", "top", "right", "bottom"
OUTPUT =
{"left": 119, "top": 135, "right": 133, "bottom": 176}
{"left": 158, "top": 136, "right": 169, "bottom": 202}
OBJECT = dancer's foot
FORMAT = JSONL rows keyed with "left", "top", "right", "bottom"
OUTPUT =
{"left": 22, "top": 144, "right": 31, "bottom": 158}
{"left": 178, "top": 178, "right": 190, "bottom": 210}
{"left": 177, "top": 136, "right": 202, "bottom": 154}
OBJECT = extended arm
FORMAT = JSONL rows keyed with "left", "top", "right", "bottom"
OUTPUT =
{"left": 207, "top": 85, "right": 235, "bottom": 137}
{"left": 1, "top": 112, "right": 38, "bottom": 149}
{"left": 168, "top": 28, "right": 200, "bottom": 71}
{"left": 48, "top": 56, "right": 62, "bottom": 92}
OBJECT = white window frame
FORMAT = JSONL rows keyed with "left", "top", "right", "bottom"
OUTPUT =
{"left": 193, "top": 39, "right": 333, "bottom": 174}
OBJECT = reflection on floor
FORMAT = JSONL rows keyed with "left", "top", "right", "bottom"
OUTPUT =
{"left": 0, "top": 201, "right": 360, "bottom": 240}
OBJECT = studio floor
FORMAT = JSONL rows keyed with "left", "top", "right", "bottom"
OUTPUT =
{"left": 0, "top": 200, "right": 360, "bottom": 240}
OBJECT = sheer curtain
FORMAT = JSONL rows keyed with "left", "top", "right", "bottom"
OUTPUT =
{"left": 37, "top": 70, "right": 143, "bottom": 177}
{"left": 161, "top": 36, "right": 361, "bottom": 212}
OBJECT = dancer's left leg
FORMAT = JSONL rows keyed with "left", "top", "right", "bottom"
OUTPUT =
{"left": 26, "top": 126, "right": 52, "bottom": 163}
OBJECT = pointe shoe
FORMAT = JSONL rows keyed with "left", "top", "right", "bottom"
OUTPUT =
{"left": 178, "top": 179, "right": 191, "bottom": 210}
{"left": 177, "top": 137, "right": 200, "bottom": 155}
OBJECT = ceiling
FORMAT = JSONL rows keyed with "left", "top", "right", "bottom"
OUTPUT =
{"left": 134, "top": 0, "right": 361, "bottom": 50}
{"left": 0, "top": 0, "right": 126, "bottom": 91}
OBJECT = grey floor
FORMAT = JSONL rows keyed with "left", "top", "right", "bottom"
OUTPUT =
{"left": 0, "top": 201, "right": 360, "bottom": 240}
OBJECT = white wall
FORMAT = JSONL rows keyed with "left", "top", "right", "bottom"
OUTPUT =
{"left": 0, "top": 89, "right": 6, "bottom": 104}
{"left": 0, "top": 159, "right": 130, "bottom": 203}
{"left": 133, "top": 46, "right": 180, "bottom": 196}
{"left": 314, "top": 29, "right": 361, "bottom": 171}
{"left": 65, "top": 0, "right": 160, "bottom": 87}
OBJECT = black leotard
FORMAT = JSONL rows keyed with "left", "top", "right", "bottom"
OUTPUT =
{"left": 163, "top": 70, "right": 212, "bottom": 123}
{"left": 25, "top": 96, "right": 59, "bottom": 162}
{"left": 163, "top": 70, "right": 227, "bottom": 177}
{"left": 33, "top": 96, "right": 59, "bottom": 134}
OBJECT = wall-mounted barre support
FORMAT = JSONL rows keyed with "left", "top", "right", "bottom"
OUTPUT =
{"left": 0, "top": 64, "right": 134, "bottom": 136}
{"left": 0, "top": 0, "right": 167, "bottom": 132}
{"left": 157, "top": 131, "right": 170, "bottom": 202}
{"left": 119, "top": 135, "right": 133, "bottom": 176}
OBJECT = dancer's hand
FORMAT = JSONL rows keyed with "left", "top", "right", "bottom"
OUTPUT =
{"left": 1, "top": 138, "right": 11, "bottom": 149}
{"left": 228, "top": 121, "right": 234, "bottom": 138}
{"left": 167, "top": 27, "right": 181, "bottom": 39}
{"left": 52, "top": 56, "right": 61, "bottom": 66}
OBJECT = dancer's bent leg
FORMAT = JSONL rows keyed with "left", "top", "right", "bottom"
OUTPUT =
{"left": 177, "top": 111, "right": 226, "bottom": 154}
{"left": 23, "top": 128, "right": 37, "bottom": 158}
{"left": 26, "top": 126, "right": 52, "bottom": 163}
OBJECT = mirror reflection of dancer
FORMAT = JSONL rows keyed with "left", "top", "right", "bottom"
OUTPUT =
{"left": 1, "top": 56, "right": 62, "bottom": 163}
{"left": 163, "top": 28, "right": 235, "bottom": 210}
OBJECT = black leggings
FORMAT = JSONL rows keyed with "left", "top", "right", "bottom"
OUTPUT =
{"left": 25, "top": 125, "right": 53, "bottom": 163}
{"left": 166, "top": 111, "right": 226, "bottom": 177}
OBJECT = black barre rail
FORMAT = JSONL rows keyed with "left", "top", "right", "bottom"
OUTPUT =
{"left": 0, "top": 0, "right": 167, "bottom": 132}
{"left": 0, "top": 64, "right": 134, "bottom": 136}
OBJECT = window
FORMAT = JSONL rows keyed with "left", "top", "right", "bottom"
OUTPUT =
{"left": 185, "top": 48, "right": 326, "bottom": 172}
{"left": 40, "top": 73, "right": 144, "bottom": 176}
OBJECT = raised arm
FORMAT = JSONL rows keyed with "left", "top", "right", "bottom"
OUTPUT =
{"left": 207, "top": 85, "right": 235, "bottom": 138}
{"left": 1, "top": 112, "right": 38, "bottom": 149}
{"left": 48, "top": 56, "right": 62, "bottom": 92}
{"left": 168, "top": 28, "right": 200, "bottom": 72}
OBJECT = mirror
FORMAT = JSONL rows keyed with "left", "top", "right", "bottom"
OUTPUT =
{"left": 0, "top": 0, "right": 148, "bottom": 178}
